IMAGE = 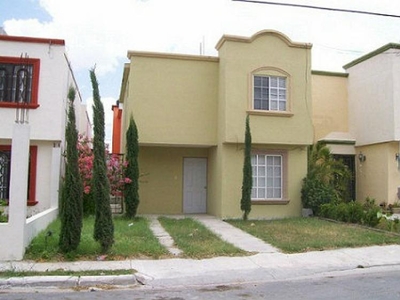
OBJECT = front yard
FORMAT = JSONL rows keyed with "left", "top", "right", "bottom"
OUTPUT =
{"left": 227, "top": 217, "right": 400, "bottom": 253}
{"left": 24, "top": 216, "right": 400, "bottom": 261}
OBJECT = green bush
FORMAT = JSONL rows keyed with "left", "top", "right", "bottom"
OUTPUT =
{"left": 346, "top": 201, "right": 365, "bottom": 223}
{"left": 319, "top": 198, "right": 381, "bottom": 228}
{"left": 319, "top": 202, "right": 336, "bottom": 219}
{"left": 362, "top": 198, "right": 381, "bottom": 227}
{"left": 301, "top": 177, "right": 336, "bottom": 214}
{"left": 320, "top": 201, "right": 363, "bottom": 223}
{"left": 376, "top": 217, "right": 400, "bottom": 233}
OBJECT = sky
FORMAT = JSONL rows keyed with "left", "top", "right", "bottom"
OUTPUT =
{"left": 1, "top": 0, "right": 400, "bottom": 145}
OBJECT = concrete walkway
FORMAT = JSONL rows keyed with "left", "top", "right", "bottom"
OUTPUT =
{"left": 192, "top": 215, "right": 279, "bottom": 253}
{"left": 1, "top": 215, "right": 400, "bottom": 289}
{"left": 147, "top": 215, "right": 183, "bottom": 256}
{"left": 148, "top": 214, "right": 278, "bottom": 254}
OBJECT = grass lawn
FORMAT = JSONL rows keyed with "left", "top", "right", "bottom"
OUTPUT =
{"left": 158, "top": 217, "right": 247, "bottom": 258}
{"left": 227, "top": 217, "right": 400, "bottom": 253}
{"left": 25, "top": 216, "right": 170, "bottom": 261}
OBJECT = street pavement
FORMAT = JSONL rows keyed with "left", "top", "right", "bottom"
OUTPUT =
{"left": 1, "top": 215, "right": 400, "bottom": 290}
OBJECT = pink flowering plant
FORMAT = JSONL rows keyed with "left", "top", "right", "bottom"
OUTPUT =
{"left": 107, "top": 154, "right": 132, "bottom": 196}
{"left": 77, "top": 135, "right": 131, "bottom": 214}
{"left": 77, "top": 135, "right": 93, "bottom": 195}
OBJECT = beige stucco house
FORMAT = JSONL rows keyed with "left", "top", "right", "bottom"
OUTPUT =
{"left": 116, "top": 30, "right": 314, "bottom": 219}
{"left": 115, "top": 30, "right": 400, "bottom": 218}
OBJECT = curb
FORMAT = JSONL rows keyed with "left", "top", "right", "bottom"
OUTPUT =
{"left": 0, "top": 274, "right": 137, "bottom": 289}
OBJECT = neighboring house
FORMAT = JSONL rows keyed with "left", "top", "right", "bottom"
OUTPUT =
{"left": 116, "top": 30, "right": 314, "bottom": 219}
{"left": 311, "top": 44, "right": 400, "bottom": 207}
{"left": 344, "top": 44, "right": 400, "bottom": 206}
{"left": 0, "top": 34, "right": 91, "bottom": 260}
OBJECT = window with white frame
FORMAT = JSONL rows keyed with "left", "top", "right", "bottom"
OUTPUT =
{"left": 253, "top": 75, "right": 286, "bottom": 111}
{"left": 251, "top": 153, "right": 282, "bottom": 200}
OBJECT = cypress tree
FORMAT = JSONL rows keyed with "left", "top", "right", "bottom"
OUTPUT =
{"left": 125, "top": 115, "right": 140, "bottom": 218}
{"left": 240, "top": 115, "right": 252, "bottom": 220}
{"left": 59, "top": 86, "right": 83, "bottom": 253}
{"left": 90, "top": 68, "right": 114, "bottom": 253}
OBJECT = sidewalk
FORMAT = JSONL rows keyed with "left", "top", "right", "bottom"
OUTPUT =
{"left": 1, "top": 215, "right": 400, "bottom": 289}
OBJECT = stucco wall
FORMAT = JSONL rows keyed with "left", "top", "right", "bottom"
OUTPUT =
{"left": 124, "top": 53, "right": 219, "bottom": 147}
{"left": 217, "top": 31, "right": 313, "bottom": 146}
{"left": 0, "top": 40, "right": 69, "bottom": 141}
{"left": 311, "top": 72, "right": 349, "bottom": 141}
{"left": 218, "top": 143, "right": 307, "bottom": 219}
{"left": 347, "top": 49, "right": 399, "bottom": 146}
{"left": 137, "top": 146, "right": 209, "bottom": 214}
{"left": 356, "top": 142, "right": 400, "bottom": 205}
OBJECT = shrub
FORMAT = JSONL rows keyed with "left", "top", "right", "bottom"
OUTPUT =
{"left": 301, "top": 143, "right": 351, "bottom": 214}
{"left": 362, "top": 197, "right": 381, "bottom": 227}
{"left": 319, "top": 198, "right": 382, "bottom": 228}
{"left": 346, "top": 201, "right": 365, "bottom": 223}
{"left": 301, "top": 177, "right": 336, "bottom": 214}
{"left": 377, "top": 217, "right": 400, "bottom": 233}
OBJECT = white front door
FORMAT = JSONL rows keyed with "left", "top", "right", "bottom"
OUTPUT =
{"left": 183, "top": 158, "right": 207, "bottom": 214}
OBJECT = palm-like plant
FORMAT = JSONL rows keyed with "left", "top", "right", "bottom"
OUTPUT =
{"left": 302, "top": 143, "right": 351, "bottom": 213}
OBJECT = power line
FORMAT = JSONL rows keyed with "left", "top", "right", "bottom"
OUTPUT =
{"left": 232, "top": 0, "right": 400, "bottom": 18}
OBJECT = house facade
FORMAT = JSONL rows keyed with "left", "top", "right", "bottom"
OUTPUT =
{"left": 311, "top": 43, "right": 400, "bottom": 207}
{"left": 0, "top": 34, "right": 90, "bottom": 260}
{"left": 117, "top": 30, "right": 314, "bottom": 219}
{"left": 344, "top": 44, "right": 400, "bottom": 206}
{"left": 115, "top": 30, "right": 400, "bottom": 218}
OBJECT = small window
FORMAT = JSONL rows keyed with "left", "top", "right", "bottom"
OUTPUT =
{"left": 0, "top": 56, "right": 40, "bottom": 109}
{"left": 251, "top": 153, "right": 284, "bottom": 200}
{"left": 253, "top": 75, "right": 286, "bottom": 111}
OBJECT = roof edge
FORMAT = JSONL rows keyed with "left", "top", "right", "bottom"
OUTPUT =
{"left": 0, "top": 35, "right": 65, "bottom": 45}
{"left": 215, "top": 30, "right": 312, "bottom": 50}
{"left": 343, "top": 43, "right": 400, "bottom": 69}
{"left": 127, "top": 51, "right": 219, "bottom": 62}
{"left": 312, "top": 70, "right": 348, "bottom": 77}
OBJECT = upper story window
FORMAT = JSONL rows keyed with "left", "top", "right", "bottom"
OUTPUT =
{"left": 0, "top": 56, "right": 40, "bottom": 109}
{"left": 253, "top": 75, "right": 286, "bottom": 111}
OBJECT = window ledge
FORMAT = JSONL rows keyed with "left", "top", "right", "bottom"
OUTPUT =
{"left": 247, "top": 110, "right": 293, "bottom": 117}
{"left": 252, "top": 199, "right": 290, "bottom": 205}
{"left": 0, "top": 103, "right": 40, "bottom": 109}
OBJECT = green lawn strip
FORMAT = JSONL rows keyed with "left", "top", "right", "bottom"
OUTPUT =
{"left": 24, "top": 216, "right": 170, "bottom": 261}
{"left": 0, "top": 269, "right": 134, "bottom": 279}
{"left": 158, "top": 217, "right": 247, "bottom": 258}
{"left": 227, "top": 217, "right": 400, "bottom": 254}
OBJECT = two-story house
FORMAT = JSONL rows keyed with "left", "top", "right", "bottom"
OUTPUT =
{"left": 344, "top": 44, "right": 400, "bottom": 206}
{"left": 116, "top": 30, "right": 313, "bottom": 219}
{"left": 312, "top": 43, "right": 400, "bottom": 207}
{"left": 0, "top": 34, "right": 91, "bottom": 260}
